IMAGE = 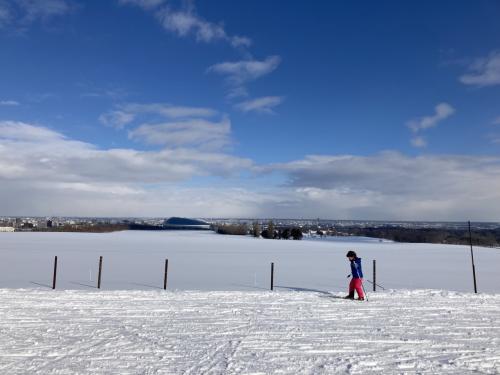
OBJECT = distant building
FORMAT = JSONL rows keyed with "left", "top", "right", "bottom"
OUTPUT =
{"left": 0, "top": 227, "right": 15, "bottom": 232}
{"left": 162, "top": 217, "right": 210, "bottom": 230}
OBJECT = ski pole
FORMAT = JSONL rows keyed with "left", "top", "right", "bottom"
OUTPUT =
{"left": 361, "top": 281, "right": 368, "bottom": 302}
{"left": 365, "top": 279, "right": 386, "bottom": 291}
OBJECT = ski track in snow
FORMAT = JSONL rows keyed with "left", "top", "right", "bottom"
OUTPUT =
{"left": 0, "top": 289, "right": 499, "bottom": 374}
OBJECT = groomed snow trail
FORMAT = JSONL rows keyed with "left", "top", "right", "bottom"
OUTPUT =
{"left": 0, "top": 289, "right": 499, "bottom": 374}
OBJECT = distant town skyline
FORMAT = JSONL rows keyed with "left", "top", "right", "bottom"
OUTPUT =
{"left": 1, "top": 0, "right": 500, "bottom": 220}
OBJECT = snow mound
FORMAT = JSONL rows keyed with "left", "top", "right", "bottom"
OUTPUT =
{"left": 0, "top": 288, "right": 499, "bottom": 374}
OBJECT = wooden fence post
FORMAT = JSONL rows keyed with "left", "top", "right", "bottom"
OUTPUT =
{"left": 373, "top": 259, "right": 376, "bottom": 292}
{"left": 97, "top": 256, "right": 103, "bottom": 289}
{"left": 52, "top": 256, "right": 58, "bottom": 290}
{"left": 270, "top": 262, "right": 274, "bottom": 291}
{"left": 163, "top": 259, "right": 169, "bottom": 290}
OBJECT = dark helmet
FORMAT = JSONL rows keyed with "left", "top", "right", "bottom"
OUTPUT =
{"left": 346, "top": 250, "right": 357, "bottom": 258}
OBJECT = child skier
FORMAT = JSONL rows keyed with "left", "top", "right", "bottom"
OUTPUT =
{"left": 345, "top": 250, "right": 364, "bottom": 300}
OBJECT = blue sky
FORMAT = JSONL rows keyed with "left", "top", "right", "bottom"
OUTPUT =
{"left": 1, "top": 0, "right": 500, "bottom": 220}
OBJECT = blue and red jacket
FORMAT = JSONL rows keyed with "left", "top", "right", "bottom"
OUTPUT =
{"left": 350, "top": 257, "right": 363, "bottom": 279}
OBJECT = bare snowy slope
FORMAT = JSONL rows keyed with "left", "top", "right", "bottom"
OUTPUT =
{"left": 0, "top": 289, "right": 499, "bottom": 374}
{"left": 1, "top": 230, "right": 500, "bottom": 292}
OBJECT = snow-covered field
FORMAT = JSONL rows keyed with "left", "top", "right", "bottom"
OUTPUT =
{"left": 0, "top": 289, "right": 499, "bottom": 374}
{"left": 0, "top": 230, "right": 499, "bottom": 292}
{"left": 1, "top": 231, "right": 500, "bottom": 373}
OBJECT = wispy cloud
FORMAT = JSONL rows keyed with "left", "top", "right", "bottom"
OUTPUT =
{"left": 406, "top": 103, "right": 455, "bottom": 148}
{"left": 459, "top": 51, "right": 500, "bottom": 87}
{"left": 100, "top": 101, "right": 231, "bottom": 149}
{"left": 79, "top": 84, "right": 129, "bottom": 100}
{"left": 119, "top": 1, "right": 280, "bottom": 107}
{"left": 99, "top": 102, "right": 217, "bottom": 129}
{"left": 493, "top": 116, "right": 500, "bottom": 125}
{"left": 0, "top": 100, "right": 20, "bottom": 106}
{"left": 118, "top": 0, "right": 165, "bottom": 10}
{"left": 128, "top": 117, "right": 232, "bottom": 150}
{"left": 99, "top": 110, "right": 136, "bottom": 129}
{"left": 208, "top": 56, "right": 281, "bottom": 98}
{"left": 407, "top": 103, "right": 455, "bottom": 132}
{"left": 0, "top": 3, "right": 11, "bottom": 27}
{"left": 490, "top": 137, "right": 500, "bottom": 145}
{"left": 0, "top": 0, "right": 75, "bottom": 30}
{"left": 208, "top": 56, "right": 281, "bottom": 85}
{"left": 235, "top": 96, "right": 284, "bottom": 114}
{"left": 119, "top": 0, "right": 251, "bottom": 48}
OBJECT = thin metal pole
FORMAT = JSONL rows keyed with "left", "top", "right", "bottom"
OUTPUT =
{"left": 97, "top": 256, "right": 103, "bottom": 289}
{"left": 52, "top": 256, "right": 58, "bottom": 290}
{"left": 468, "top": 221, "right": 478, "bottom": 293}
{"left": 163, "top": 259, "right": 169, "bottom": 290}
{"left": 373, "top": 259, "right": 376, "bottom": 292}
{"left": 270, "top": 262, "right": 274, "bottom": 291}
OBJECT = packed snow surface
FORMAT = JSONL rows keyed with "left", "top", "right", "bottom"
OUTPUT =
{"left": 0, "top": 289, "right": 499, "bottom": 374}
{"left": 1, "top": 230, "right": 500, "bottom": 292}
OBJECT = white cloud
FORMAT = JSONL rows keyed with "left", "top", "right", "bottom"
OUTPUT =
{"left": 0, "top": 3, "right": 12, "bottom": 27}
{"left": 459, "top": 51, "right": 500, "bottom": 86}
{"left": 0, "top": 0, "right": 74, "bottom": 29}
{"left": 208, "top": 56, "right": 281, "bottom": 98}
{"left": 99, "top": 110, "right": 136, "bottom": 129}
{"left": 79, "top": 85, "right": 129, "bottom": 100}
{"left": 407, "top": 103, "right": 455, "bottom": 133}
{"left": 156, "top": 7, "right": 252, "bottom": 47}
{"left": 406, "top": 103, "right": 455, "bottom": 148}
{"left": 121, "top": 103, "right": 217, "bottom": 118}
{"left": 2, "top": 121, "right": 500, "bottom": 220}
{"left": 0, "top": 121, "right": 64, "bottom": 142}
{"left": 120, "top": 0, "right": 251, "bottom": 48}
{"left": 208, "top": 56, "right": 281, "bottom": 85}
{"left": 235, "top": 96, "right": 284, "bottom": 114}
{"left": 0, "top": 120, "right": 251, "bottom": 185}
{"left": 99, "top": 102, "right": 217, "bottom": 129}
{"left": 230, "top": 35, "right": 252, "bottom": 48}
{"left": 0, "top": 100, "right": 20, "bottom": 106}
{"left": 260, "top": 152, "right": 500, "bottom": 220}
{"left": 128, "top": 117, "right": 232, "bottom": 150}
{"left": 118, "top": 0, "right": 165, "bottom": 10}
{"left": 18, "top": 0, "right": 72, "bottom": 23}
{"left": 493, "top": 116, "right": 500, "bottom": 125}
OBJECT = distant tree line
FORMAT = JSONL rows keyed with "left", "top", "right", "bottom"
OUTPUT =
{"left": 344, "top": 226, "right": 500, "bottom": 247}
{"left": 35, "top": 224, "right": 129, "bottom": 233}
{"left": 214, "top": 221, "right": 303, "bottom": 240}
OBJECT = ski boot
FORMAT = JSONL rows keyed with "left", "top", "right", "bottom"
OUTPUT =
{"left": 344, "top": 292, "right": 355, "bottom": 300}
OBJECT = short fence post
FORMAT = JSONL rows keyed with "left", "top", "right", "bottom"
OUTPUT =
{"left": 270, "top": 262, "right": 274, "bottom": 291}
{"left": 373, "top": 259, "right": 376, "bottom": 292}
{"left": 163, "top": 259, "right": 169, "bottom": 290}
{"left": 52, "top": 256, "right": 58, "bottom": 290}
{"left": 97, "top": 256, "right": 103, "bottom": 289}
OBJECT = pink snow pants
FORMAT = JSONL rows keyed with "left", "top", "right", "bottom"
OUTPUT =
{"left": 349, "top": 278, "right": 364, "bottom": 298}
